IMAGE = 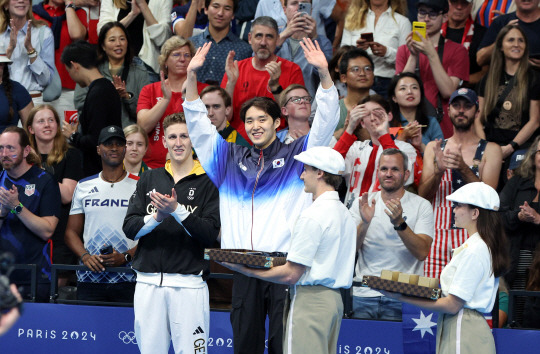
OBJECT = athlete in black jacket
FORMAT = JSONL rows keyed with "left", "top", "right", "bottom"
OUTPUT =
{"left": 123, "top": 113, "right": 220, "bottom": 353}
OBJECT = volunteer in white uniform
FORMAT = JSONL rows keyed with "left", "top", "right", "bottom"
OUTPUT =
{"left": 383, "top": 181, "right": 509, "bottom": 354}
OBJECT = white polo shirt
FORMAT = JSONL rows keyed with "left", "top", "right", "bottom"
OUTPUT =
{"left": 287, "top": 191, "right": 357, "bottom": 289}
{"left": 440, "top": 232, "right": 499, "bottom": 313}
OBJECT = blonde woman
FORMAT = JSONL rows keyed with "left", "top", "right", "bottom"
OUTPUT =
{"left": 341, "top": 0, "right": 410, "bottom": 96}
{"left": 25, "top": 104, "right": 83, "bottom": 287}
{"left": 136, "top": 36, "right": 207, "bottom": 168}
{"left": 123, "top": 124, "right": 149, "bottom": 175}
{"left": 0, "top": 0, "right": 55, "bottom": 102}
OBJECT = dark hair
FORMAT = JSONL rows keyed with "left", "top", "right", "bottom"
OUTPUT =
{"left": 516, "top": 135, "right": 540, "bottom": 179}
{"left": 200, "top": 85, "right": 232, "bottom": 107}
{"left": 205, "top": 0, "right": 238, "bottom": 12}
{"left": 97, "top": 22, "right": 134, "bottom": 71}
{"left": 339, "top": 48, "right": 374, "bottom": 76}
{"left": 380, "top": 148, "right": 409, "bottom": 171}
{"left": 526, "top": 244, "right": 540, "bottom": 291}
{"left": 475, "top": 207, "right": 510, "bottom": 277}
{"left": 305, "top": 165, "right": 342, "bottom": 190}
{"left": 329, "top": 45, "right": 354, "bottom": 82}
{"left": 240, "top": 97, "right": 281, "bottom": 122}
{"left": 61, "top": 40, "right": 99, "bottom": 69}
{"left": 163, "top": 112, "right": 187, "bottom": 132}
{"left": 322, "top": 171, "right": 343, "bottom": 190}
{"left": 359, "top": 94, "right": 391, "bottom": 113}
{"left": 251, "top": 16, "right": 279, "bottom": 34}
{"left": 2, "top": 126, "right": 41, "bottom": 166}
{"left": 388, "top": 72, "right": 429, "bottom": 134}
{"left": 1, "top": 63, "right": 14, "bottom": 122}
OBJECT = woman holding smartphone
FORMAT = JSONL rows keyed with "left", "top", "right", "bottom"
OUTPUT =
{"left": 340, "top": 0, "right": 410, "bottom": 96}
{"left": 383, "top": 182, "right": 509, "bottom": 353}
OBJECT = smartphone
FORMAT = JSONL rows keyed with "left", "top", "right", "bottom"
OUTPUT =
{"left": 100, "top": 245, "right": 113, "bottom": 255}
{"left": 361, "top": 32, "right": 374, "bottom": 43}
{"left": 412, "top": 22, "right": 426, "bottom": 42}
{"left": 298, "top": 2, "right": 312, "bottom": 16}
{"left": 530, "top": 53, "right": 540, "bottom": 60}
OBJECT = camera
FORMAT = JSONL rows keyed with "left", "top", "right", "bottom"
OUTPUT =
{"left": 0, "top": 252, "right": 20, "bottom": 316}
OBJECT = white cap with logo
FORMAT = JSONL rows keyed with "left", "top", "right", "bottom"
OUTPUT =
{"left": 294, "top": 146, "right": 345, "bottom": 175}
{"left": 446, "top": 182, "right": 500, "bottom": 211}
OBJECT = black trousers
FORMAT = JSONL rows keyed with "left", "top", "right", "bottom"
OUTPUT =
{"left": 77, "top": 281, "right": 135, "bottom": 303}
{"left": 230, "top": 273, "right": 288, "bottom": 354}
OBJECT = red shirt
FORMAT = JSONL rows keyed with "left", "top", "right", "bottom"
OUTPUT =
{"left": 395, "top": 40, "right": 469, "bottom": 138}
{"left": 137, "top": 81, "right": 208, "bottom": 169}
{"left": 33, "top": 4, "right": 88, "bottom": 90}
{"left": 221, "top": 57, "right": 305, "bottom": 141}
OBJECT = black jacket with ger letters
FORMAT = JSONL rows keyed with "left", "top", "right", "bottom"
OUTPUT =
{"left": 123, "top": 164, "right": 220, "bottom": 280}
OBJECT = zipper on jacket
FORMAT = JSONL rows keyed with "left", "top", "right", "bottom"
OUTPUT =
{"left": 250, "top": 149, "right": 264, "bottom": 250}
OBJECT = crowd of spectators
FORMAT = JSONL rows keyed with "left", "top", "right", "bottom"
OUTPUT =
{"left": 1, "top": 0, "right": 540, "bottom": 347}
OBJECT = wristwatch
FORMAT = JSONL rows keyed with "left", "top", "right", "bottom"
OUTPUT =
{"left": 393, "top": 220, "right": 407, "bottom": 231}
{"left": 10, "top": 202, "right": 23, "bottom": 215}
{"left": 123, "top": 252, "right": 133, "bottom": 263}
{"left": 270, "top": 85, "right": 283, "bottom": 94}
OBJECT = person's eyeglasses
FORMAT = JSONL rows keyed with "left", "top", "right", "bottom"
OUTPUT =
{"left": 417, "top": 9, "right": 442, "bottom": 20}
{"left": 170, "top": 52, "right": 192, "bottom": 60}
{"left": 348, "top": 65, "right": 373, "bottom": 75}
{"left": 285, "top": 96, "right": 313, "bottom": 105}
{"left": 450, "top": 101, "right": 475, "bottom": 110}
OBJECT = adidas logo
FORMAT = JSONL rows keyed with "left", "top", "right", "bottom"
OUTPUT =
{"left": 193, "top": 326, "right": 204, "bottom": 335}
{"left": 89, "top": 186, "right": 99, "bottom": 194}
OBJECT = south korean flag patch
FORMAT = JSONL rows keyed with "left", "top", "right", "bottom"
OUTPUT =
{"left": 272, "top": 158, "right": 285, "bottom": 169}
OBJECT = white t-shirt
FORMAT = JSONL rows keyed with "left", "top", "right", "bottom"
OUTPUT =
{"left": 440, "top": 232, "right": 498, "bottom": 313}
{"left": 287, "top": 191, "right": 357, "bottom": 289}
{"left": 70, "top": 172, "right": 139, "bottom": 283}
{"left": 350, "top": 191, "right": 434, "bottom": 297}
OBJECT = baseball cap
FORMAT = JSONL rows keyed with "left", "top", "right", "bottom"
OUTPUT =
{"left": 449, "top": 88, "right": 479, "bottom": 107}
{"left": 294, "top": 146, "right": 345, "bottom": 175}
{"left": 417, "top": 0, "right": 449, "bottom": 13}
{"left": 508, "top": 149, "right": 527, "bottom": 170}
{"left": 0, "top": 53, "right": 13, "bottom": 64}
{"left": 98, "top": 125, "right": 125, "bottom": 144}
{"left": 446, "top": 182, "right": 500, "bottom": 211}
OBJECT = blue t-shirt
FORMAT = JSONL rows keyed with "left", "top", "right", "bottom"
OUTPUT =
{"left": 0, "top": 80, "right": 32, "bottom": 132}
{"left": 0, "top": 165, "right": 61, "bottom": 283}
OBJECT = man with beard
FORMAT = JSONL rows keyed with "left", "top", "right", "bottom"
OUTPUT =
{"left": 349, "top": 148, "right": 434, "bottom": 320}
{"left": 0, "top": 127, "right": 60, "bottom": 301}
{"left": 221, "top": 16, "right": 304, "bottom": 142}
{"left": 418, "top": 88, "right": 501, "bottom": 278}
{"left": 65, "top": 126, "right": 138, "bottom": 303}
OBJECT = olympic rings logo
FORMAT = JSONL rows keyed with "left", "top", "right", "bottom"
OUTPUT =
{"left": 118, "top": 331, "right": 137, "bottom": 344}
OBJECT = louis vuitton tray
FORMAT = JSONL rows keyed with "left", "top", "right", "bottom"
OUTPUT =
{"left": 204, "top": 249, "right": 287, "bottom": 269}
{"left": 362, "top": 275, "right": 442, "bottom": 300}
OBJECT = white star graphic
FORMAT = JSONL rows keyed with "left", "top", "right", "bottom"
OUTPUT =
{"left": 412, "top": 311, "right": 437, "bottom": 338}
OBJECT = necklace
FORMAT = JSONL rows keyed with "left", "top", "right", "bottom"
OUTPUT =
{"left": 102, "top": 172, "right": 126, "bottom": 188}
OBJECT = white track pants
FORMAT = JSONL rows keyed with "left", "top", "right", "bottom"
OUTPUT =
{"left": 134, "top": 282, "right": 209, "bottom": 354}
